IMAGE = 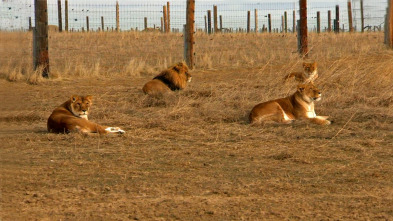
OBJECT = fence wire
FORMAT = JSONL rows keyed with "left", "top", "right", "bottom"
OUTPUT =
{"left": 0, "top": 0, "right": 388, "bottom": 32}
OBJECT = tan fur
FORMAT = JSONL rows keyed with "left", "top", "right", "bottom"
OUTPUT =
{"left": 284, "top": 61, "right": 318, "bottom": 83}
{"left": 142, "top": 61, "right": 192, "bottom": 95}
{"left": 47, "top": 95, "right": 125, "bottom": 134}
{"left": 249, "top": 82, "right": 330, "bottom": 125}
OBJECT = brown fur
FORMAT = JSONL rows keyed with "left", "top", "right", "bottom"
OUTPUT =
{"left": 249, "top": 82, "right": 330, "bottom": 125}
{"left": 47, "top": 95, "right": 124, "bottom": 134}
{"left": 142, "top": 61, "right": 192, "bottom": 95}
{"left": 284, "top": 61, "right": 318, "bottom": 83}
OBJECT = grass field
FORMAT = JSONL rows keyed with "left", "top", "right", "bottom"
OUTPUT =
{"left": 1, "top": 31, "right": 393, "bottom": 220}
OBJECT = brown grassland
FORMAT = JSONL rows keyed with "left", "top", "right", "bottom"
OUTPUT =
{"left": 0, "top": 31, "right": 393, "bottom": 220}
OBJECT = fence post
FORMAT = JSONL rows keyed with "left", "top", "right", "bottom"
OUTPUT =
{"left": 386, "top": 0, "right": 393, "bottom": 47}
{"left": 284, "top": 11, "right": 287, "bottom": 33}
{"left": 268, "top": 14, "right": 272, "bottom": 33}
{"left": 159, "top": 17, "right": 162, "bottom": 32}
{"left": 220, "top": 15, "right": 223, "bottom": 32}
{"left": 65, "top": 0, "right": 68, "bottom": 31}
{"left": 29, "top": 17, "right": 32, "bottom": 31}
{"left": 247, "top": 11, "right": 251, "bottom": 33}
{"left": 116, "top": 1, "right": 120, "bottom": 32}
{"left": 254, "top": 9, "right": 258, "bottom": 33}
{"left": 335, "top": 5, "right": 339, "bottom": 33}
{"left": 185, "top": 0, "right": 195, "bottom": 69}
{"left": 213, "top": 5, "right": 218, "bottom": 33}
{"left": 328, "top": 10, "right": 331, "bottom": 32}
{"left": 86, "top": 16, "right": 89, "bottom": 32}
{"left": 144, "top": 17, "right": 147, "bottom": 30}
{"left": 360, "top": 0, "right": 364, "bottom": 32}
{"left": 317, "top": 11, "right": 320, "bottom": 33}
{"left": 347, "top": 0, "right": 353, "bottom": 32}
{"left": 33, "top": 0, "right": 49, "bottom": 78}
{"left": 204, "top": 15, "right": 207, "bottom": 33}
{"left": 207, "top": 10, "right": 212, "bottom": 34}
{"left": 292, "top": 10, "right": 296, "bottom": 33}
{"left": 101, "top": 16, "right": 104, "bottom": 31}
{"left": 57, "top": 0, "right": 62, "bottom": 32}
{"left": 163, "top": 5, "right": 168, "bottom": 33}
{"left": 281, "top": 15, "right": 284, "bottom": 33}
{"left": 167, "top": 2, "right": 170, "bottom": 33}
{"left": 298, "top": 0, "right": 308, "bottom": 57}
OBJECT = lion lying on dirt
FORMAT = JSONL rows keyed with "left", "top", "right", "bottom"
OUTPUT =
{"left": 142, "top": 61, "right": 192, "bottom": 95}
{"left": 47, "top": 95, "right": 125, "bottom": 134}
{"left": 249, "top": 82, "right": 331, "bottom": 125}
{"left": 284, "top": 61, "right": 318, "bottom": 83}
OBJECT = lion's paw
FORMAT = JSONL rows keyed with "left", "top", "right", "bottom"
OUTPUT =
{"left": 105, "top": 127, "right": 126, "bottom": 134}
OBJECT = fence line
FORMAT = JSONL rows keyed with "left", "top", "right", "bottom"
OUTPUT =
{"left": 0, "top": 0, "right": 387, "bottom": 33}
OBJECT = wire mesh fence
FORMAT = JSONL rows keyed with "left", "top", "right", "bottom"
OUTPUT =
{"left": 0, "top": 0, "right": 388, "bottom": 32}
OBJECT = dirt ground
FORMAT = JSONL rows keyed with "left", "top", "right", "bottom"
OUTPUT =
{"left": 1, "top": 32, "right": 393, "bottom": 220}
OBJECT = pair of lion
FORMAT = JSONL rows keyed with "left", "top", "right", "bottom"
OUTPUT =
{"left": 249, "top": 61, "right": 331, "bottom": 125}
{"left": 48, "top": 61, "right": 330, "bottom": 134}
{"left": 47, "top": 62, "right": 191, "bottom": 134}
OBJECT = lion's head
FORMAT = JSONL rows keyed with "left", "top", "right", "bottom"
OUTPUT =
{"left": 303, "top": 61, "right": 317, "bottom": 75}
{"left": 68, "top": 95, "right": 93, "bottom": 119}
{"left": 297, "top": 82, "right": 321, "bottom": 103}
{"left": 153, "top": 61, "right": 191, "bottom": 91}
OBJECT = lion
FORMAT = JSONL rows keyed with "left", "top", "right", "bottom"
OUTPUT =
{"left": 249, "top": 82, "right": 330, "bottom": 125}
{"left": 284, "top": 61, "right": 318, "bottom": 83}
{"left": 47, "top": 95, "right": 125, "bottom": 134}
{"left": 142, "top": 61, "right": 192, "bottom": 95}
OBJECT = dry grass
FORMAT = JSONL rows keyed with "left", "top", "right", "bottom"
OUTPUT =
{"left": 0, "top": 31, "right": 393, "bottom": 220}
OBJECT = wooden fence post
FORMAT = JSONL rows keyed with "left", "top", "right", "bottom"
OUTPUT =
{"left": 207, "top": 10, "right": 212, "bottom": 34}
{"left": 317, "top": 11, "right": 320, "bottom": 33}
{"left": 328, "top": 10, "right": 331, "bottom": 32}
{"left": 347, "top": 0, "right": 353, "bottom": 32}
{"left": 144, "top": 17, "right": 147, "bottom": 30}
{"left": 298, "top": 0, "right": 308, "bottom": 57}
{"left": 101, "top": 16, "right": 104, "bottom": 31}
{"left": 29, "top": 17, "right": 32, "bottom": 31}
{"left": 220, "top": 15, "right": 223, "bottom": 32}
{"left": 335, "top": 5, "right": 340, "bottom": 33}
{"left": 86, "top": 16, "right": 89, "bottom": 32}
{"left": 281, "top": 15, "right": 284, "bottom": 33}
{"left": 161, "top": 17, "right": 164, "bottom": 32}
{"left": 385, "top": 0, "right": 393, "bottom": 47}
{"left": 167, "top": 2, "right": 170, "bottom": 33}
{"left": 247, "top": 11, "right": 251, "bottom": 33}
{"left": 33, "top": 0, "right": 49, "bottom": 78}
{"left": 284, "top": 11, "right": 287, "bottom": 33}
{"left": 268, "top": 14, "right": 272, "bottom": 33}
{"left": 163, "top": 5, "right": 168, "bottom": 33}
{"left": 204, "top": 15, "right": 207, "bottom": 33}
{"left": 213, "top": 5, "right": 218, "bottom": 33}
{"left": 116, "top": 1, "right": 120, "bottom": 32}
{"left": 293, "top": 10, "right": 296, "bottom": 33}
{"left": 65, "top": 0, "right": 68, "bottom": 32}
{"left": 254, "top": 9, "right": 258, "bottom": 33}
{"left": 360, "top": 0, "right": 364, "bottom": 32}
{"left": 57, "top": 0, "right": 62, "bottom": 32}
{"left": 185, "top": 0, "right": 195, "bottom": 69}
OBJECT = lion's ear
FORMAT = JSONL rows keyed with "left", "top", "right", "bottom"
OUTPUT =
{"left": 70, "top": 95, "right": 79, "bottom": 103}
{"left": 84, "top": 95, "right": 93, "bottom": 102}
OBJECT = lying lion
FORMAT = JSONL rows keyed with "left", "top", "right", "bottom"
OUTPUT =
{"left": 284, "top": 61, "right": 318, "bottom": 83}
{"left": 249, "top": 82, "right": 330, "bottom": 125}
{"left": 47, "top": 95, "right": 125, "bottom": 134}
{"left": 142, "top": 61, "right": 192, "bottom": 95}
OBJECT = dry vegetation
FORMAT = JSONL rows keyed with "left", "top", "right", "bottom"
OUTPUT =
{"left": 0, "top": 31, "right": 393, "bottom": 220}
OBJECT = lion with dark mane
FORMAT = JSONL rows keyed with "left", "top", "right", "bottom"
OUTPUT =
{"left": 142, "top": 61, "right": 192, "bottom": 95}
